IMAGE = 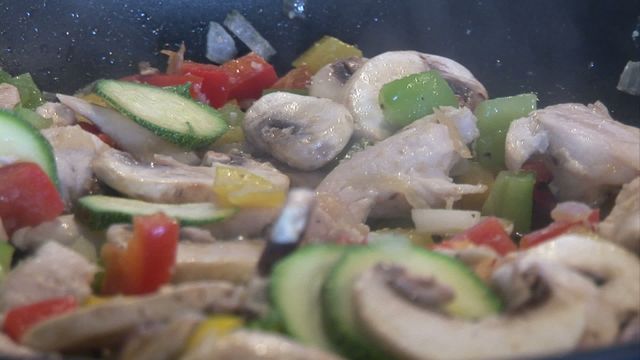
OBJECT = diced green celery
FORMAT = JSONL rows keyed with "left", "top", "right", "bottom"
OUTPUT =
{"left": 0, "top": 242, "right": 14, "bottom": 279}
{"left": 379, "top": 70, "right": 458, "bottom": 129}
{"left": 482, "top": 170, "right": 535, "bottom": 234}
{"left": 7, "top": 73, "right": 44, "bottom": 109}
{"left": 474, "top": 94, "right": 538, "bottom": 173}
{"left": 14, "top": 107, "right": 53, "bottom": 129}
{"left": 292, "top": 36, "right": 363, "bottom": 73}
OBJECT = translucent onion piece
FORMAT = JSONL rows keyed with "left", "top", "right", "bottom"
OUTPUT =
{"left": 412, "top": 208, "right": 481, "bottom": 235}
{"left": 224, "top": 10, "right": 276, "bottom": 60}
{"left": 206, "top": 21, "right": 237, "bottom": 64}
{"left": 283, "top": 0, "right": 306, "bottom": 19}
{"left": 617, "top": 61, "right": 640, "bottom": 96}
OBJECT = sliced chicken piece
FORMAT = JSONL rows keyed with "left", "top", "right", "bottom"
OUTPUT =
{"left": 41, "top": 125, "right": 109, "bottom": 208}
{"left": 173, "top": 241, "right": 265, "bottom": 284}
{"left": 35, "top": 101, "right": 76, "bottom": 127}
{"left": 119, "top": 314, "right": 201, "bottom": 360}
{"left": 505, "top": 102, "right": 640, "bottom": 204}
{"left": 58, "top": 94, "right": 199, "bottom": 165}
{"left": 11, "top": 215, "right": 90, "bottom": 251}
{"left": 599, "top": 177, "right": 640, "bottom": 254}
{"left": 0, "top": 242, "right": 97, "bottom": 311}
{"left": 184, "top": 330, "right": 343, "bottom": 360}
{"left": 0, "top": 83, "right": 20, "bottom": 110}
{"left": 344, "top": 51, "right": 487, "bottom": 141}
{"left": 309, "top": 56, "right": 367, "bottom": 103}
{"left": 306, "top": 107, "right": 485, "bottom": 243}
{"left": 243, "top": 92, "right": 354, "bottom": 171}
{"left": 93, "top": 148, "right": 289, "bottom": 204}
{"left": 22, "top": 282, "right": 245, "bottom": 352}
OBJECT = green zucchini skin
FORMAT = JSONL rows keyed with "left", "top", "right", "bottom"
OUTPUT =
{"left": 0, "top": 110, "right": 59, "bottom": 187}
{"left": 76, "top": 195, "right": 237, "bottom": 230}
{"left": 95, "top": 80, "right": 228, "bottom": 149}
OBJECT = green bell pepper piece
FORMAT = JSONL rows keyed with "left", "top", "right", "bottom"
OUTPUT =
{"left": 0, "top": 242, "right": 14, "bottom": 279}
{"left": 482, "top": 170, "right": 535, "bottom": 234}
{"left": 379, "top": 70, "right": 458, "bottom": 129}
{"left": 474, "top": 94, "right": 538, "bottom": 173}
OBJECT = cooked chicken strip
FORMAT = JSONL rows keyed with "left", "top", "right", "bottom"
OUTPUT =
{"left": 599, "top": 177, "right": 640, "bottom": 254}
{"left": 0, "top": 83, "right": 20, "bottom": 109}
{"left": 505, "top": 102, "right": 640, "bottom": 204}
{"left": 92, "top": 148, "right": 289, "bottom": 204}
{"left": 41, "top": 125, "right": 109, "bottom": 208}
{"left": 0, "top": 334, "right": 38, "bottom": 358}
{"left": 306, "top": 107, "right": 485, "bottom": 243}
{"left": 36, "top": 101, "right": 76, "bottom": 127}
{"left": 0, "top": 242, "right": 97, "bottom": 311}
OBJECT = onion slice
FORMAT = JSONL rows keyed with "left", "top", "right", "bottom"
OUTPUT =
{"left": 411, "top": 208, "right": 481, "bottom": 235}
{"left": 224, "top": 10, "right": 276, "bottom": 60}
{"left": 617, "top": 61, "right": 640, "bottom": 96}
{"left": 206, "top": 21, "right": 237, "bottom": 64}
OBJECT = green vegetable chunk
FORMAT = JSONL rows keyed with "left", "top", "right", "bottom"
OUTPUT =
{"left": 379, "top": 70, "right": 458, "bottom": 129}
{"left": 482, "top": 170, "right": 535, "bottom": 234}
{"left": 8, "top": 73, "right": 44, "bottom": 109}
{"left": 0, "top": 242, "right": 14, "bottom": 280}
{"left": 474, "top": 94, "right": 538, "bottom": 172}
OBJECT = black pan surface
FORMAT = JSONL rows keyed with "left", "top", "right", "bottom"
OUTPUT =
{"left": 0, "top": 0, "right": 639, "bottom": 359}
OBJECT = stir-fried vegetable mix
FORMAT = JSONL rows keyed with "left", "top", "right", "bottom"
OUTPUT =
{"left": 0, "top": 27, "right": 639, "bottom": 360}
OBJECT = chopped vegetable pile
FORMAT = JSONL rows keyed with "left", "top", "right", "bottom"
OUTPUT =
{"left": 0, "top": 24, "right": 639, "bottom": 360}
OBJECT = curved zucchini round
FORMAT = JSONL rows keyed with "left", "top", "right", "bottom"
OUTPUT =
{"left": 0, "top": 110, "right": 58, "bottom": 186}
{"left": 95, "top": 80, "right": 228, "bottom": 149}
{"left": 77, "top": 195, "right": 237, "bottom": 230}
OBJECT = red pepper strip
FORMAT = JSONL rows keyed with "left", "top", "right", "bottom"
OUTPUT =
{"left": 121, "top": 73, "right": 206, "bottom": 102}
{"left": 77, "top": 121, "right": 119, "bottom": 149}
{"left": 0, "top": 163, "right": 64, "bottom": 235}
{"left": 437, "top": 217, "right": 517, "bottom": 256}
{"left": 101, "top": 213, "right": 179, "bottom": 296}
{"left": 271, "top": 66, "right": 312, "bottom": 90}
{"left": 520, "top": 209, "right": 600, "bottom": 250}
{"left": 180, "top": 62, "right": 231, "bottom": 108}
{"left": 3, "top": 296, "right": 77, "bottom": 341}
{"left": 221, "top": 53, "right": 278, "bottom": 101}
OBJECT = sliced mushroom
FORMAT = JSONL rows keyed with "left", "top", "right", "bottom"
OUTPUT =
{"left": 353, "top": 257, "right": 600, "bottom": 360}
{"left": 185, "top": 330, "right": 343, "bottom": 360}
{"left": 343, "top": 51, "right": 487, "bottom": 141}
{"left": 92, "top": 148, "right": 289, "bottom": 205}
{"left": 41, "top": 125, "right": 109, "bottom": 208}
{"left": 524, "top": 234, "right": 640, "bottom": 324}
{"left": 599, "top": 177, "right": 640, "bottom": 254}
{"left": 119, "top": 313, "right": 202, "bottom": 360}
{"left": 22, "top": 282, "right": 245, "bottom": 352}
{"left": 306, "top": 107, "right": 485, "bottom": 243}
{"left": 174, "top": 241, "right": 265, "bottom": 284}
{"left": 243, "top": 92, "right": 354, "bottom": 171}
{"left": 58, "top": 94, "right": 199, "bottom": 165}
{"left": 309, "top": 56, "right": 367, "bottom": 103}
{"left": 0, "top": 242, "right": 97, "bottom": 311}
{"left": 505, "top": 102, "right": 640, "bottom": 204}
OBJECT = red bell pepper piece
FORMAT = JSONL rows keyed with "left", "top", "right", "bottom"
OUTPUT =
{"left": 77, "top": 121, "right": 119, "bottom": 149}
{"left": 221, "top": 53, "right": 278, "bottom": 101}
{"left": 121, "top": 73, "right": 206, "bottom": 102}
{"left": 3, "top": 296, "right": 77, "bottom": 341}
{"left": 0, "top": 163, "right": 64, "bottom": 235}
{"left": 101, "top": 212, "right": 179, "bottom": 295}
{"left": 180, "top": 62, "right": 231, "bottom": 108}
{"left": 520, "top": 209, "right": 599, "bottom": 250}
{"left": 438, "top": 217, "right": 517, "bottom": 256}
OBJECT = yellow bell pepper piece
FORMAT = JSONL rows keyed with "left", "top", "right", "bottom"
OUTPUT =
{"left": 213, "top": 166, "right": 286, "bottom": 208}
{"left": 84, "top": 295, "right": 111, "bottom": 307}
{"left": 186, "top": 315, "right": 244, "bottom": 351}
{"left": 81, "top": 93, "right": 110, "bottom": 108}
{"left": 292, "top": 36, "right": 363, "bottom": 73}
{"left": 213, "top": 125, "right": 245, "bottom": 146}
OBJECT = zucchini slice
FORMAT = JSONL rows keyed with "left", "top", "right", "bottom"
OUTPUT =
{"left": 95, "top": 80, "right": 228, "bottom": 149}
{"left": 0, "top": 110, "right": 58, "bottom": 185}
{"left": 323, "top": 245, "right": 502, "bottom": 359}
{"left": 271, "top": 245, "right": 344, "bottom": 350}
{"left": 77, "top": 195, "right": 236, "bottom": 230}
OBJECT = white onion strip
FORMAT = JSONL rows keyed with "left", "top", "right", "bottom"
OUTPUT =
{"left": 412, "top": 208, "right": 481, "bottom": 235}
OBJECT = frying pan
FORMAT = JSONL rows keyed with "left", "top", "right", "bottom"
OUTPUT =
{"left": 1, "top": 0, "right": 639, "bottom": 359}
